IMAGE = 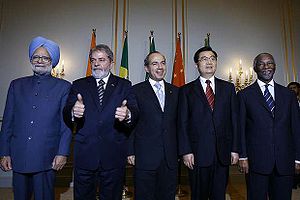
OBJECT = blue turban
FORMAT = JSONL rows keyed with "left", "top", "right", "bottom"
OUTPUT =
{"left": 29, "top": 36, "right": 60, "bottom": 67}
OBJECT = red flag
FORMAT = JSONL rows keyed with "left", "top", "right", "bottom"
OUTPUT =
{"left": 172, "top": 34, "right": 185, "bottom": 87}
{"left": 86, "top": 29, "right": 96, "bottom": 76}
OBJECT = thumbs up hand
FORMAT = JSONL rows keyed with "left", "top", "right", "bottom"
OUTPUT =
{"left": 115, "top": 99, "right": 131, "bottom": 122}
{"left": 72, "top": 93, "right": 85, "bottom": 118}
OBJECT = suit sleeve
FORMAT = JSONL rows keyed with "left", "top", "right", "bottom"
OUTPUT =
{"left": 63, "top": 82, "right": 85, "bottom": 131}
{"left": 0, "top": 81, "right": 15, "bottom": 156}
{"left": 291, "top": 92, "right": 300, "bottom": 161}
{"left": 177, "top": 87, "right": 192, "bottom": 156}
{"left": 230, "top": 84, "right": 240, "bottom": 154}
{"left": 57, "top": 84, "right": 72, "bottom": 156}
{"left": 237, "top": 91, "right": 247, "bottom": 158}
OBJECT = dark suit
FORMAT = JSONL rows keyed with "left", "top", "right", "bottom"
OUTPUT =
{"left": 128, "top": 80, "right": 178, "bottom": 200}
{"left": 0, "top": 75, "right": 72, "bottom": 200}
{"left": 64, "top": 74, "right": 137, "bottom": 200}
{"left": 238, "top": 81, "right": 300, "bottom": 200}
{"left": 178, "top": 77, "right": 239, "bottom": 200}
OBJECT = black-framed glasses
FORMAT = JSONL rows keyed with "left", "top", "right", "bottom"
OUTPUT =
{"left": 31, "top": 55, "right": 51, "bottom": 63}
{"left": 198, "top": 56, "right": 217, "bottom": 63}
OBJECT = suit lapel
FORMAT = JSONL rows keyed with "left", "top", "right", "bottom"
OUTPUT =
{"left": 86, "top": 76, "right": 103, "bottom": 111}
{"left": 192, "top": 78, "right": 213, "bottom": 113}
{"left": 274, "top": 82, "right": 283, "bottom": 118}
{"left": 214, "top": 78, "right": 222, "bottom": 113}
{"left": 102, "top": 74, "right": 118, "bottom": 110}
{"left": 143, "top": 81, "right": 163, "bottom": 112}
{"left": 252, "top": 81, "right": 273, "bottom": 116}
{"left": 164, "top": 81, "right": 174, "bottom": 113}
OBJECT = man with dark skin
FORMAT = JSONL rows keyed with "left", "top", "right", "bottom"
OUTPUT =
{"left": 238, "top": 53, "right": 300, "bottom": 200}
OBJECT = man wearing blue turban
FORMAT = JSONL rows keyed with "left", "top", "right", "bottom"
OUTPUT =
{"left": 0, "top": 36, "right": 72, "bottom": 200}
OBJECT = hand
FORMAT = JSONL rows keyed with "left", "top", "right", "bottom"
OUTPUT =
{"left": 238, "top": 159, "right": 249, "bottom": 174}
{"left": 231, "top": 152, "right": 239, "bottom": 165}
{"left": 183, "top": 153, "right": 194, "bottom": 170}
{"left": 295, "top": 163, "right": 300, "bottom": 174}
{"left": 127, "top": 155, "right": 135, "bottom": 165}
{"left": 115, "top": 100, "right": 130, "bottom": 122}
{"left": 0, "top": 156, "right": 12, "bottom": 171}
{"left": 72, "top": 94, "right": 85, "bottom": 118}
{"left": 52, "top": 155, "right": 67, "bottom": 171}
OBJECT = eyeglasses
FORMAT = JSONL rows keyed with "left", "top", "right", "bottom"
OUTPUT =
{"left": 198, "top": 56, "right": 217, "bottom": 63}
{"left": 31, "top": 55, "right": 51, "bottom": 63}
{"left": 257, "top": 62, "right": 275, "bottom": 68}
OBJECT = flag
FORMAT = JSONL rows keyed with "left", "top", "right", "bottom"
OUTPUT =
{"left": 172, "top": 33, "right": 185, "bottom": 87}
{"left": 145, "top": 31, "right": 156, "bottom": 80}
{"left": 86, "top": 29, "right": 96, "bottom": 77}
{"left": 119, "top": 33, "right": 129, "bottom": 79}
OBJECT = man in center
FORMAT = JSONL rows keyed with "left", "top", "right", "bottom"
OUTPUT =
{"left": 127, "top": 51, "right": 179, "bottom": 200}
{"left": 178, "top": 46, "right": 239, "bottom": 200}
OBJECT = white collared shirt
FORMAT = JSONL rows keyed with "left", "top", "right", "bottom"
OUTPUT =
{"left": 96, "top": 73, "right": 111, "bottom": 89}
{"left": 199, "top": 76, "right": 215, "bottom": 94}
{"left": 257, "top": 79, "right": 275, "bottom": 100}
{"left": 149, "top": 78, "right": 165, "bottom": 96}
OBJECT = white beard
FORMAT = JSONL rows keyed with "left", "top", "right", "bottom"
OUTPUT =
{"left": 31, "top": 63, "right": 52, "bottom": 76}
{"left": 92, "top": 68, "right": 110, "bottom": 79}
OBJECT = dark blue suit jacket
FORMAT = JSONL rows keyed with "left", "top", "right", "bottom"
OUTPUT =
{"left": 128, "top": 81, "right": 179, "bottom": 170}
{"left": 238, "top": 81, "right": 300, "bottom": 175}
{"left": 0, "top": 75, "right": 72, "bottom": 173}
{"left": 63, "top": 75, "right": 137, "bottom": 170}
{"left": 178, "top": 77, "right": 239, "bottom": 166}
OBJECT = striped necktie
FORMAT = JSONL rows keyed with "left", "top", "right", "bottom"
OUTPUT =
{"left": 205, "top": 80, "right": 214, "bottom": 110}
{"left": 98, "top": 79, "right": 105, "bottom": 105}
{"left": 263, "top": 84, "right": 275, "bottom": 116}
{"left": 154, "top": 82, "right": 164, "bottom": 111}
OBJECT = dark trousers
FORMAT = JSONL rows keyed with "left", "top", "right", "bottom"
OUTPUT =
{"left": 13, "top": 170, "right": 55, "bottom": 200}
{"left": 189, "top": 158, "right": 229, "bottom": 200}
{"left": 74, "top": 166, "right": 124, "bottom": 200}
{"left": 134, "top": 159, "right": 177, "bottom": 200}
{"left": 247, "top": 168, "right": 293, "bottom": 200}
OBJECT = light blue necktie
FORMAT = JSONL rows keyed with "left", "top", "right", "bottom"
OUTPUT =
{"left": 154, "top": 82, "right": 164, "bottom": 111}
{"left": 263, "top": 84, "right": 275, "bottom": 116}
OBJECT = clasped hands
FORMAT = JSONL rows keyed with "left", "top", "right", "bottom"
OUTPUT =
{"left": 72, "top": 93, "right": 131, "bottom": 121}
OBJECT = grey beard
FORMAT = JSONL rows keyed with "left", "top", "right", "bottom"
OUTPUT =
{"left": 31, "top": 64, "right": 52, "bottom": 76}
{"left": 92, "top": 68, "right": 110, "bottom": 79}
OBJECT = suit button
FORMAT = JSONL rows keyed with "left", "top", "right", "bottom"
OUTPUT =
{"left": 30, "top": 121, "right": 34, "bottom": 125}
{"left": 35, "top": 93, "right": 38, "bottom": 96}
{"left": 32, "top": 105, "right": 36, "bottom": 109}
{"left": 28, "top": 136, "right": 32, "bottom": 140}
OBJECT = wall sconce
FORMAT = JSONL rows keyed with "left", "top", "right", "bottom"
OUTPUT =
{"left": 51, "top": 59, "right": 65, "bottom": 79}
{"left": 228, "top": 59, "right": 254, "bottom": 91}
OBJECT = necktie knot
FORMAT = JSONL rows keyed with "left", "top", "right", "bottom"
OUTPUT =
{"left": 205, "top": 80, "right": 211, "bottom": 86}
{"left": 154, "top": 82, "right": 162, "bottom": 90}
{"left": 98, "top": 79, "right": 105, "bottom": 86}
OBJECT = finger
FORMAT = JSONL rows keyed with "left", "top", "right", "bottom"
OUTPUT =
{"left": 121, "top": 100, "right": 127, "bottom": 107}
{"left": 7, "top": 161, "right": 12, "bottom": 170}
{"left": 77, "top": 93, "right": 83, "bottom": 104}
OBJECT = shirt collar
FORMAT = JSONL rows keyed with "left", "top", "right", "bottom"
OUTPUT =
{"left": 257, "top": 79, "right": 274, "bottom": 88}
{"left": 96, "top": 72, "right": 111, "bottom": 85}
{"left": 199, "top": 75, "right": 215, "bottom": 85}
{"left": 149, "top": 78, "right": 164, "bottom": 88}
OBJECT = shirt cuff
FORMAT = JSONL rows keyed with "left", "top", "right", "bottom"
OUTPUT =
{"left": 239, "top": 157, "right": 248, "bottom": 161}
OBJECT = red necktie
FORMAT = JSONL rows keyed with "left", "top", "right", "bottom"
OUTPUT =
{"left": 205, "top": 80, "right": 214, "bottom": 110}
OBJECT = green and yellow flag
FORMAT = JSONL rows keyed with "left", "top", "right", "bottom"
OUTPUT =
{"left": 145, "top": 31, "right": 156, "bottom": 80}
{"left": 119, "top": 33, "right": 129, "bottom": 79}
